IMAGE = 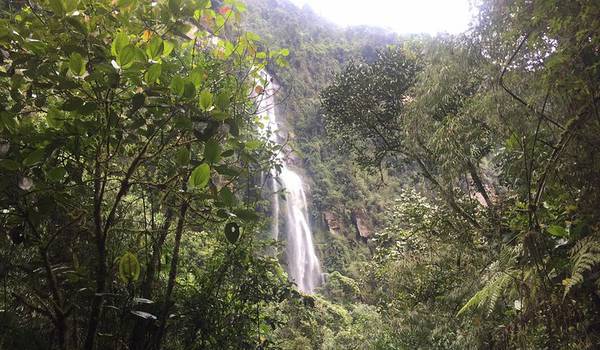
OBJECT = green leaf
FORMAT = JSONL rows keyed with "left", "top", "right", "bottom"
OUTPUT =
{"left": 61, "top": 97, "right": 84, "bottom": 111}
{"left": 62, "top": 0, "right": 79, "bottom": 12}
{"left": 204, "top": 139, "right": 221, "bottom": 164}
{"left": 163, "top": 40, "right": 175, "bottom": 56}
{"left": 146, "top": 36, "right": 164, "bottom": 59}
{"left": 189, "top": 68, "right": 204, "bottom": 88}
{"left": 23, "top": 148, "right": 45, "bottom": 166}
{"left": 210, "top": 110, "right": 229, "bottom": 121}
{"left": 145, "top": 63, "right": 162, "bottom": 84}
{"left": 111, "top": 32, "right": 129, "bottom": 57}
{"left": 183, "top": 81, "right": 196, "bottom": 99}
{"left": 0, "top": 159, "right": 20, "bottom": 171}
{"left": 245, "top": 139, "right": 262, "bottom": 151}
{"left": 220, "top": 187, "right": 236, "bottom": 206}
{"left": 117, "top": 45, "right": 137, "bottom": 68}
{"left": 547, "top": 225, "right": 568, "bottom": 237}
{"left": 215, "top": 91, "right": 230, "bottom": 110}
{"left": 133, "top": 47, "right": 146, "bottom": 64}
{"left": 188, "top": 163, "right": 210, "bottom": 190}
{"left": 175, "top": 147, "right": 190, "bottom": 166}
{"left": 199, "top": 89, "right": 213, "bottom": 111}
{"left": 68, "top": 52, "right": 85, "bottom": 76}
{"left": 46, "top": 108, "right": 64, "bottom": 128}
{"left": 47, "top": 167, "right": 67, "bottom": 181}
{"left": 173, "top": 116, "right": 192, "bottom": 129}
{"left": 0, "top": 112, "right": 17, "bottom": 132}
{"left": 224, "top": 222, "right": 240, "bottom": 244}
{"left": 169, "top": 76, "right": 185, "bottom": 97}
{"left": 118, "top": 252, "right": 140, "bottom": 283}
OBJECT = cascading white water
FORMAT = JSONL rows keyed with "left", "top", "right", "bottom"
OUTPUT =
{"left": 257, "top": 71, "right": 322, "bottom": 294}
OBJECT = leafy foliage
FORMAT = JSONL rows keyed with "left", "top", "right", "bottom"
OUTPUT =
{"left": 0, "top": 0, "right": 294, "bottom": 349}
{"left": 563, "top": 235, "right": 600, "bottom": 297}
{"left": 320, "top": 0, "right": 600, "bottom": 348}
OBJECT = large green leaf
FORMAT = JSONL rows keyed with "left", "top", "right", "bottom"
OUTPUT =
{"left": 188, "top": 163, "right": 210, "bottom": 190}
{"left": 146, "top": 36, "right": 164, "bottom": 59}
{"left": 199, "top": 89, "right": 213, "bottom": 111}
{"left": 23, "top": 148, "right": 45, "bottom": 166}
{"left": 170, "top": 76, "right": 185, "bottom": 97}
{"left": 117, "top": 45, "right": 137, "bottom": 68}
{"left": 46, "top": 108, "right": 64, "bottom": 128}
{"left": 215, "top": 91, "right": 230, "bottom": 110}
{"left": 145, "top": 63, "right": 162, "bottom": 84}
{"left": 183, "top": 81, "right": 196, "bottom": 99}
{"left": 204, "top": 139, "right": 221, "bottom": 164}
{"left": 163, "top": 40, "right": 175, "bottom": 56}
{"left": 111, "top": 31, "right": 129, "bottom": 56}
{"left": 118, "top": 252, "right": 140, "bottom": 283}
{"left": 175, "top": 147, "right": 190, "bottom": 166}
{"left": 68, "top": 52, "right": 85, "bottom": 76}
{"left": 189, "top": 67, "right": 204, "bottom": 88}
{"left": 220, "top": 187, "right": 236, "bottom": 207}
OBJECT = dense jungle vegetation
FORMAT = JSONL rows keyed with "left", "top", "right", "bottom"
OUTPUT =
{"left": 1, "top": 0, "right": 599, "bottom": 349}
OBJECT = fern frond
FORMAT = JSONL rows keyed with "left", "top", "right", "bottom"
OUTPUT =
{"left": 457, "top": 271, "right": 515, "bottom": 316}
{"left": 563, "top": 236, "right": 600, "bottom": 297}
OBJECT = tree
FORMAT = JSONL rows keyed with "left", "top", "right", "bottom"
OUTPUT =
{"left": 0, "top": 0, "right": 291, "bottom": 349}
{"left": 322, "top": 42, "right": 492, "bottom": 230}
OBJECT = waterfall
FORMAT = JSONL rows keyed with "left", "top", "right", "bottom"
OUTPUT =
{"left": 256, "top": 71, "right": 323, "bottom": 294}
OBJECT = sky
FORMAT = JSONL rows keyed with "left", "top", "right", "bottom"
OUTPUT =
{"left": 288, "top": 0, "right": 474, "bottom": 35}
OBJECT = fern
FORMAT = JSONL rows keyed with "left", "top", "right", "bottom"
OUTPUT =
{"left": 457, "top": 270, "right": 515, "bottom": 316}
{"left": 457, "top": 245, "right": 521, "bottom": 316}
{"left": 563, "top": 235, "right": 600, "bottom": 297}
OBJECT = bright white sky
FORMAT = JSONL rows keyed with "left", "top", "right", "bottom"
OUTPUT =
{"left": 289, "top": 0, "right": 474, "bottom": 34}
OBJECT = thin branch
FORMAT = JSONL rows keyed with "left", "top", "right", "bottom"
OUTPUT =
{"left": 498, "top": 32, "right": 564, "bottom": 130}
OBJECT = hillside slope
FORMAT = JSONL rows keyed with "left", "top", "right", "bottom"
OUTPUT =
{"left": 241, "top": 0, "right": 417, "bottom": 275}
